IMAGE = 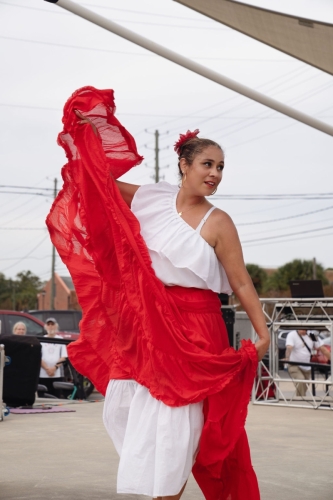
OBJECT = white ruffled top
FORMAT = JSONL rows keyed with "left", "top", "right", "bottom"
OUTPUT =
{"left": 131, "top": 181, "right": 232, "bottom": 294}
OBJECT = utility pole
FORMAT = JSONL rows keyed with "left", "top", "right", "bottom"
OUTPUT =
{"left": 154, "top": 130, "right": 160, "bottom": 183}
{"left": 50, "top": 178, "right": 58, "bottom": 310}
{"left": 312, "top": 257, "right": 317, "bottom": 280}
{"left": 145, "top": 128, "right": 168, "bottom": 182}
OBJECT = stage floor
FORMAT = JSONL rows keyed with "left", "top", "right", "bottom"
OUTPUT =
{"left": 1, "top": 391, "right": 332, "bottom": 500}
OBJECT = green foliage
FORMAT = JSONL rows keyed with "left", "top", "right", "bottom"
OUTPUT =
{"left": 246, "top": 264, "right": 267, "bottom": 294}
{"left": 0, "top": 271, "right": 43, "bottom": 310}
{"left": 0, "top": 273, "right": 12, "bottom": 309}
{"left": 265, "top": 259, "right": 328, "bottom": 292}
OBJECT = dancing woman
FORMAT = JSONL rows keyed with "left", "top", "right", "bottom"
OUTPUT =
{"left": 47, "top": 86, "right": 270, "bottom": 500}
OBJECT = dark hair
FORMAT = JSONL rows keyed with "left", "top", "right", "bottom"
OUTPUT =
{"left": 177, "top": 137, "right": 223, "bottom": 177}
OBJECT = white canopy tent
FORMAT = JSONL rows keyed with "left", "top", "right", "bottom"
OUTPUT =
{"left": 175, "top": 0, "right": 333, "bottom": 75}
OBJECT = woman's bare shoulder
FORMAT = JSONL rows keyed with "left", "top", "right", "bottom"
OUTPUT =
{"left": 210, "top": 207, "right": 236, "bottom": 229}
{"left": 201, "top": 207, "right": 238, "bottom": 248}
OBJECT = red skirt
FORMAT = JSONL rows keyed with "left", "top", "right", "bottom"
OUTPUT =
{"left": 46, "top": 86, "right": 260, "bottom": 500}
{"left": 165, "top": 287, "right": 260, "bottom": 500}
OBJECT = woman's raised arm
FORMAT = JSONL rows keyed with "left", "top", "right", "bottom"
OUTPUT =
{"left": 115, "top": 180, "right": 140, "bottom": 207}
{"left": 213, "top": 210, "right": 270, "bottom": 361}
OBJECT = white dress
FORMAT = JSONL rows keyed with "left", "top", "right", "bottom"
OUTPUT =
{"left": 103, "top": 182, "right": 232, "bottom": 497}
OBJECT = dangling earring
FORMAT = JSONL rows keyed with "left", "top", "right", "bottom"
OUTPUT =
{"left": 181, "top": 172, "right": 187, "bottom": 187}
{"left": 210, "top": 187, "right": 217, "bottom": 196}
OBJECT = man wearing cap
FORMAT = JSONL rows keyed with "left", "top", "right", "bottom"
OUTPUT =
{"left": 39, "top": 318, "right": 68, "bottom": 396}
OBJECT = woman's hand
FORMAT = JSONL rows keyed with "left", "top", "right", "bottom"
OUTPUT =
{"left": 255, "top": 337, "right": 270, "bottom": 362}
{"left": 74, "top": 109, "right": 98, "bottom": 136}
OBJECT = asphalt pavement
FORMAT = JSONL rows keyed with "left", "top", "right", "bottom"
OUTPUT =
{"left": 0, "top": 392, "right": 332, "bottom": 500}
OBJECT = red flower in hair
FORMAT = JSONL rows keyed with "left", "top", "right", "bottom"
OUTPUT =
{"left": 174, "top": 129, "right": 200, "bottom": 156}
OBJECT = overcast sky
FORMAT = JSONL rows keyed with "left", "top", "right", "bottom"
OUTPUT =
{"left": 0, "top": 0, "right": 333, "bottom": 281}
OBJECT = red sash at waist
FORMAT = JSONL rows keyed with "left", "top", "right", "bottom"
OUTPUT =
{"left": 46, "top": 86, "right": 259, "bottom": 500}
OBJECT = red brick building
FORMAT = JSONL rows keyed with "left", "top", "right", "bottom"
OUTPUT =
{"left": 37, "top": 273, "right": 81, "bottom": 310}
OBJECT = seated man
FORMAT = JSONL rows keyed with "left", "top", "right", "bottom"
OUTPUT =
{"left": 39, "top": 317, "right": 68, "bottom": 397}
{"left": 285, "top": 329, "right": 331, "bottom": 397}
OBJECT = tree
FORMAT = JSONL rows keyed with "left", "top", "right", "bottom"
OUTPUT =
{"left": 246, "top": 264, "right": 267, "bottom": 294}
{"left": 0, "top": 271, "right": 43, "bottom": 310}
{"left": 0, "top": 273, "right": 12, "bottom": 309}
{"left": 264, "top": 259, "right": 328, "bottom": 293}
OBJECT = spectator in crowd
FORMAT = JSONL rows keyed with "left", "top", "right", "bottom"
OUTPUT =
{"left": 39, "top": 317, "right": 68, "bottom": 396}
{"left": 285, "top": 329, "right": 331, "bottom": 397}
{"left": 12, "top": 321, "right": 27, "bottom": 335}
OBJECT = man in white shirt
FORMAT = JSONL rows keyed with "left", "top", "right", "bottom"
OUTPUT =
{"left": 285, "top": 329, "right": 330, "bottom": 397}
{"left": 39, "top": 317, "right": 68, "bottom": 396}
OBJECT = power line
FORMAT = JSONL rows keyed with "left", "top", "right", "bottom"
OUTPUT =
{"left": 0, "top": 35, "right": 295, "bottom": 62}
{"left": 232, "top": 199, "right": 306, "bottom": 217}
{"left": 0, "top": 1, "right": 66, "bottom": 15}
{"left": 3, "top": 231, "right": 48, "bottom": 258}
{"left": 0, "top": 2, "right": 226, "bottom": 29}
{"left": 242, "top": 224, "right": 333, "bottom": 244}
{"left": 0, "top": 184, "right": 53, "bottom": 191}
{"left": 141, "top": 66, "right": 310, "bottom": 138}
{"left": 6, "top": 102, "right": 330, "bottom": 120}
{"left": 243, "top": 231, "right": 333, "bottom": 248}
{"left": 0, "top": 191, "right": 52, "bottom": 197}
{"left": 239, "top": 215, "right": 333, "bottom": 238}
{"left": 0, "top": 255, "right": 52, "bottom": 261}
{"left": 156, "top": 71, "right": 327, "bottom": 159}
{"left": 0, "top": 35, "right": 150, "bottom": 57}
{"left": 236, "top": 204, "right": 333, "bottom": 226}
{"left": 204, "top": 80, "right": 333, "bottom": 140}
{"left": 212, "top": 193, "right": 333, "bottom": 200}
{"left": 81, "top": 3, "right": 216, "bottom": 23}
{"left": 2, "top": 35, "right": 312, "bottom": 147}
{"left": 0, "top": 195, "right": 40, "bottom": 216}
{"left": 227, "top": 122, "right": 294, "bottom": 150}
{"left": 1, "top": 199, "right": 47, "bottom": 227}
{"left": 3, "top": 184, "right": 331, "bottom": 200}
{"left": 160, "top": 74, "right": 333, "bottom": 153}
{"left": 0, "top": 234, "right": 49, "bottom": 272}
{"left": 2, "top": 32, "right": 313, "bottom": 149}
{"left": 197, "top": 80, "right": 333, "bottom": 148}
{"left": 0, "top": 227, "right": 46, "bottom": 230}
{"left": 0, "top": 101, "right": 59, "bottom": 112}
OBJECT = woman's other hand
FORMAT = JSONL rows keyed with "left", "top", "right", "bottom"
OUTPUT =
{"left": 255, "top": 337, "right": 270, "bottom": 361}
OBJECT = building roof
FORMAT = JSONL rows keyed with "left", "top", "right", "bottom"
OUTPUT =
{"left": 60, "top": 276, "right": 75, "bottom": 291}
{"left": 175, "top": 0, "right": 333, "bottom": 75}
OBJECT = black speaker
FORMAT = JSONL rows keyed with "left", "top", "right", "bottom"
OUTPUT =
{"left": 222, "top": 307, "right": 235, "bottom": 348}
{"left": 2, "top": 335, "right": 42, "bottom": 407}
{"left": 218, "top": 294, "right": 235, "bottom": 347}
{"left": 218, "top": 293, "right": 229, "bottom": 306}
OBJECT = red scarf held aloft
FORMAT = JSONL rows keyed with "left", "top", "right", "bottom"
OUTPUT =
{"left": 46, "top": 86, "right": 260, "bottom": 500}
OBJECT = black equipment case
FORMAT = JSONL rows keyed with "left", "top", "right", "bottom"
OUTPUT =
{"left": 2, "top": 336, "right": 41, "bottom": 407}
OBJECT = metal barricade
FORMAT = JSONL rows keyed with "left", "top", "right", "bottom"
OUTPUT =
{"left": 252, "top": 297, "right": 333, "bottom": 410}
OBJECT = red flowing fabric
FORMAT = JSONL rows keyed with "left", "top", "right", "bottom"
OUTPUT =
{"left": 46, "top": 86, "right": 260, "bottom": 500}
